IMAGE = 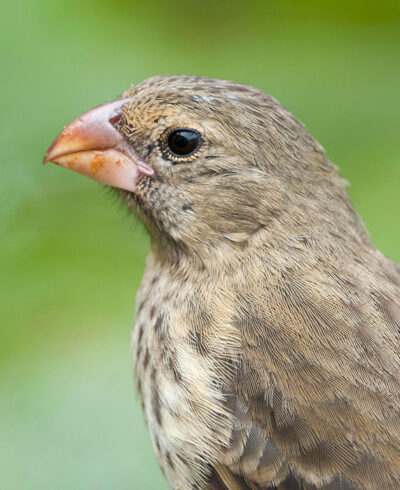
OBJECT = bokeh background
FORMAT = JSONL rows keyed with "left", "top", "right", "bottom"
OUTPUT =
{"left": 1, "top": 1, "right": 399, "bottom": 489}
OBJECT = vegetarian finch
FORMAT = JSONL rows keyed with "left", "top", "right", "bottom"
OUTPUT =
{"left": 44, "top": 76, "right": 400, "bottom": 490}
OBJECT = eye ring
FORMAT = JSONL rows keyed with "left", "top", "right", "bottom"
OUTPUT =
{"left": 160, "top": 127, "right": 202, "bottom": 162}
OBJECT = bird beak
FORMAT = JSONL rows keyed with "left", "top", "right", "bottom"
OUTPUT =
{"left": 43, "top": 98, "right": 154, "bottom": 192}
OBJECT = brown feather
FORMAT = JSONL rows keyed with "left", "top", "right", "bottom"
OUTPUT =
{"left": 207, "top": 465, "right": 255, "bottom": 490}
{"left": 59, "top": 75, "right": 399, "bottom": 489}
{"left": 124, "top": 77, "right": 400, "bottom": 489}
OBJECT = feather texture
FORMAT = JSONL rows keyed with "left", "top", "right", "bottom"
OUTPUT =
{"left": 48, "top": 75, "right": 400, "bottom": 489}
{"left": 126, "top": 77, "right": 400, "bottom": 489}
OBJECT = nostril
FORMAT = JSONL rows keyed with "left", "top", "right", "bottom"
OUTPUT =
{"left": 109, "top": 114, "right": 121, "bottom": 126}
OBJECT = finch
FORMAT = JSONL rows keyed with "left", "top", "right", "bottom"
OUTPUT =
{"left": 44, "top": 76, "right": 400, "bottom": 490}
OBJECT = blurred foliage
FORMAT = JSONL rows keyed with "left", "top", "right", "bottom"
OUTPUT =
{"left": 0, "top": 1, "right": 399, "bottom": 489}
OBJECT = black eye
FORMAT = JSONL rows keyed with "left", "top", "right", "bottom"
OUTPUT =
{"left": 167, "top": 129, "right": 200, "bottom": 157}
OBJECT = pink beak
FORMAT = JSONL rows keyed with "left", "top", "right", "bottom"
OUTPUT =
{"left": 43, "top": 98, "right": 154, "bottom": 192}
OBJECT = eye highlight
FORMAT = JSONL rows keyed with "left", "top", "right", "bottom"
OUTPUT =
{"left": 160, "top": 128, "right": 201, "bottom": 162}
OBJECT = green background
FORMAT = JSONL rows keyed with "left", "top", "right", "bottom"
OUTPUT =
{"left": 1, "top": 1, "right": 399, "bottom": 489}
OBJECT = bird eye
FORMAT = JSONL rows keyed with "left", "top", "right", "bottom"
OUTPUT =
{"left": 166, "top": 129, "right": 200, "bottom": 158}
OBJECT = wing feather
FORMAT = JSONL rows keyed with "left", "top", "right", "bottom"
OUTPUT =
{"left": 215, "top": 254, "right": 400, "bottom": 488}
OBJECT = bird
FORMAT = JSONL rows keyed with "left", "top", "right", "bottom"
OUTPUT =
{"left": 43, "top": 76, "right": 400, "bottom": 490}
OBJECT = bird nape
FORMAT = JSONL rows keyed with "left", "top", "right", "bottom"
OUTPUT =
{"left": 44, "top": 76, "right": 400, "bottom": 490}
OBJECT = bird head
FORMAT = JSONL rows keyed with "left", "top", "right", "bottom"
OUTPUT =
{"left": 44, "top": 76, "right": 359, "bottom": 267}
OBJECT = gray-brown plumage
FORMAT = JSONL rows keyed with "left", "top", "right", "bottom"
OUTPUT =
{"left": 44, "top": 76, "right": 400, "bottom": 490}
